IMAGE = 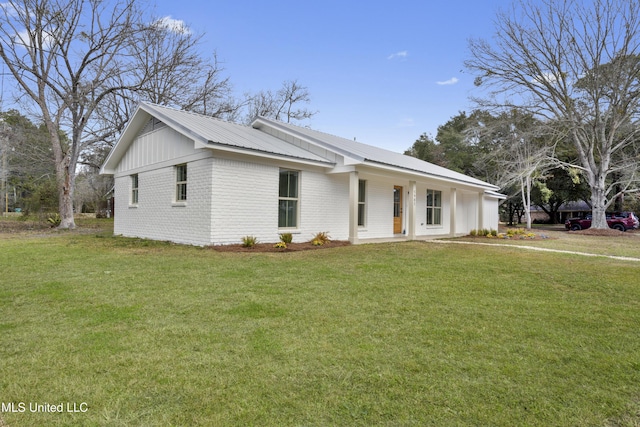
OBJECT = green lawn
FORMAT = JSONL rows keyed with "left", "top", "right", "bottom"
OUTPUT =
{"left": 1, "top": 220, "right": 640, "bottom": 426}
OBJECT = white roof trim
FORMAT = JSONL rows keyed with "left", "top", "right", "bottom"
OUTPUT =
{"left": 252, "top": 116, "right": 501, "bottom": 192}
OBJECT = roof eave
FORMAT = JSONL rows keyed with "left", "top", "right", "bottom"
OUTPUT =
{"left": 251, "top": 117, "right": 365, "bottom": 163}
{"left": 205, "top": 140, "right": 335, "bottom": 167}
{"left": 362, "top": 159, "right": 500, "bottom": 191}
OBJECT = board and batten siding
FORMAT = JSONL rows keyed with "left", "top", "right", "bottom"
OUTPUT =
{"left": 115, "top": 125, "right": 195, "bottom": 174}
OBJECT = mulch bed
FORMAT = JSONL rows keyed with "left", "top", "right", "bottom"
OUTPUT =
{"left": 568, "top": 228, "right": 636, "bottom": 237}
{"left": 208, "top": 240, "right": 351, "bottom": 253}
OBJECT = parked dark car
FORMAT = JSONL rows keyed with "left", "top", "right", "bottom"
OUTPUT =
{"left": 565, "top": 212, "right": 639, "bottom": 231}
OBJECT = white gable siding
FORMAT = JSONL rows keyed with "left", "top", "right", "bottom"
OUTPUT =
{"left": 116, "top": 126, "right": 195, "bottom": 173}
{"left": 259, "top": 126, "right": 339, "bottom": 163}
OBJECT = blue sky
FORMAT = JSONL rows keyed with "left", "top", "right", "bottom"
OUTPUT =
{"left": 154, "top": 0, "right": 512, "bottom": 152}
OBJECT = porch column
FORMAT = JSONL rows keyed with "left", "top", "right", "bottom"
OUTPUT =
{"left": 348, "top": 171, "right": 359, "bottom": 244}
{"left": 449, "top": 188, "right": 457, "bottom": 236}
{"left": 408, "top": 181, "right": 417, "bottom": 239}
{"left": 478, "top": 192, "right": 485, "bottom": 230}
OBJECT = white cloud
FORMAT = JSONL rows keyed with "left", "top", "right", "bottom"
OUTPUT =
{"left": 531, "top": 72, "right": 558, "bottom": 86}
{"left": 436, "top": 77, "right": 459, "bottom": 86}
{"left": 153, "top": 16, "right": 191, "bottom": 34}
{"left": 387, "top": 50, "right": 408, "bottom": 60}
{"left": 15, "top": 29, "right": 54, "bottom": 50}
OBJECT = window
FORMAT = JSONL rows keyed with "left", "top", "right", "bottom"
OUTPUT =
{"left": 279, "top": 170, "right": 298, "bottom": 228}
{"left": 131, "top": 174, "right": 139, "bottom": 204}
{"left": 176, "top": 164, "right": 187, "bottom": 201}
{"left": 358, "top": 179, "right": 366, "bottom": 227}
{"left": 426, "top": 189, "right": 442, "bottom": 225}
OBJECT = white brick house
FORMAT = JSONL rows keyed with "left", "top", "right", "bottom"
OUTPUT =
{"left": 100, "top": 103, "right": 504, "bottom": 246}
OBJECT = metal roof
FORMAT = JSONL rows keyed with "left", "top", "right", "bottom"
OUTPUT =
{"left": 139, "top": 103, "right": 333, "bottom": 164}
{"left": 103, "top": 103, "right": 501, "bottom": 193}
{"left": 252, "top": 117, "right": 500, "bottom": 190}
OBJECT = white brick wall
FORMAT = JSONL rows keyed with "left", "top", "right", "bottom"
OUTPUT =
{"left": 298, "top": 170, "right": 349, "bottom": 242}
{"left": 209, "top": 158, "right": 350, "bottom": 245}
{"left": 114, "top": 157, "right": 213, "bottom": 246}
{"left": 209, "top": 158, "right": 278, "bottom": 245}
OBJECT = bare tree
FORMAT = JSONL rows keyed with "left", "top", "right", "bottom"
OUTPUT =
{"left": 245, "top": 79, "right": 316, "bottom": 124}
{"left": 0, "top": 0, "right": 151, "bottom": 228}
{"left": 131, "top": 17, "right": 240, "bottom": 120}
{"left": 476, "top": 112, "right": 552, "bottom": 229}
{"left": 466, "top": 0, "right": 640, "bottom": 229}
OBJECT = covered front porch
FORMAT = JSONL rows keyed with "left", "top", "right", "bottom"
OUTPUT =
{"left": 344, "top": 169, "right": 496, "bottom": 244}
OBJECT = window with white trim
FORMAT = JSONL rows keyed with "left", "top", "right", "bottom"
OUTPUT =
{"left": 426, "top": 189, "right": 442, "bottom": 225}
{"left": 358, "top": 179, "right": 366, "bottom": 227}
{"left": 176, "top": 164, "right": 187, "bottom": 201}
{"left": 131, "top": 174, "right": 139, "bottom": 204}
{"left": 279, "top": 170, "right": 299, "bottom": 228}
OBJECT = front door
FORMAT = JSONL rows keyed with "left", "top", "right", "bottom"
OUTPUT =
{"left": 393, "top": 186, "right": 403, "bottom": 234}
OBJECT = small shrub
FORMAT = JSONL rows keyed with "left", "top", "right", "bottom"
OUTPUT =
{"left": 469, "top": 229, "right": 477, "bottom": 237}
{"left": 505, "top": 228, "right": 536, "bottom": 239}
{"left": 311, "top": 231, "right": 330, "bottom": 245}
{"left": 490, "top": 229, "right": 498, "bottom": 237}
{"left": 279, "top": 233, "right": 293, "bottom": 244}
{"left": 241, "top": 235, "right": 258, "bottom": 248}
{"left": 47, "top": 213, "right": 61, "bottom": 227}
{"left": 274, "top": 242, "right": 287, "bottom": 249}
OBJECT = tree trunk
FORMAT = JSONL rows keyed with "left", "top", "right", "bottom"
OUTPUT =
{"left": 56, "top": 158, "right": 76, "bottom": 229}
{"left": 520, "top": 175, "right": 533, "bottom": 229}
{"left": 590, "top": 186, "right": 608, "bottom": 229}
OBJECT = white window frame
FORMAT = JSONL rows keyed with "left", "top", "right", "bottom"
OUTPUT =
{"left": 175, "top": 164, "right": 187, "bottom": 202}
{"left": 426, "top": 189, "right": 442, "bottom": 226}
{"left": 358, "top": 179, "right": 366, "bottom": 227}
{"left": 278, "top": 169, "right": 299, "bottom": 229}
{"left": 131, "top": 174, "right": 139, "bottom": 205}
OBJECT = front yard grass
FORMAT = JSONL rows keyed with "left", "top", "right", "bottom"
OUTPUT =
{"left": 1, "top": 221, "right": 640, "bottom": 426}
{"left": 459, "top": 226, "right": 640, "bottom": 259}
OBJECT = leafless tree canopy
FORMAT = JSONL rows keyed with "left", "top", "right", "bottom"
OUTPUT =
{"left": 131, "top": 17, "right": 239, "bottom": 120}
{"left": 0, "top": 0, "right": 245, "bottom": 228}
{"left": 245, "top": 79, "right": 316, "bottom": 124}
{"left": 0, "top": 0, "right": 149, "bottom": 228}
{"left": 466, "top": 0, "right": 640, "bottom": 228}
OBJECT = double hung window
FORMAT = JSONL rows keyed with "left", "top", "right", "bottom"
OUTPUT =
{"left": 279, "top": 170, "right": 299, "bottom": 228}
{"left": 426, "top": 189, "right": 442, "bottom": 225}
{"left": 358, "top": 180, "right": 366, "bottom": 227}
{"left": 176, "top": 164, "right": 187, "bottom": 202}
{"left": 131, "top": 174, "right": 139, "bottom": 204}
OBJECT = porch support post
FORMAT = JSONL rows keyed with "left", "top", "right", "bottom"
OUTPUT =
{"left": 450, "top": 187, "right": 457, "bottom": 236}
{"left": 408, "top": 181, "right": 416, "bottom": 239}
{"left": 348, "top": 170, "right": 359, "bottom": 244}
{"left": 478, "top": 192, "right": 485, "bottom": 230}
